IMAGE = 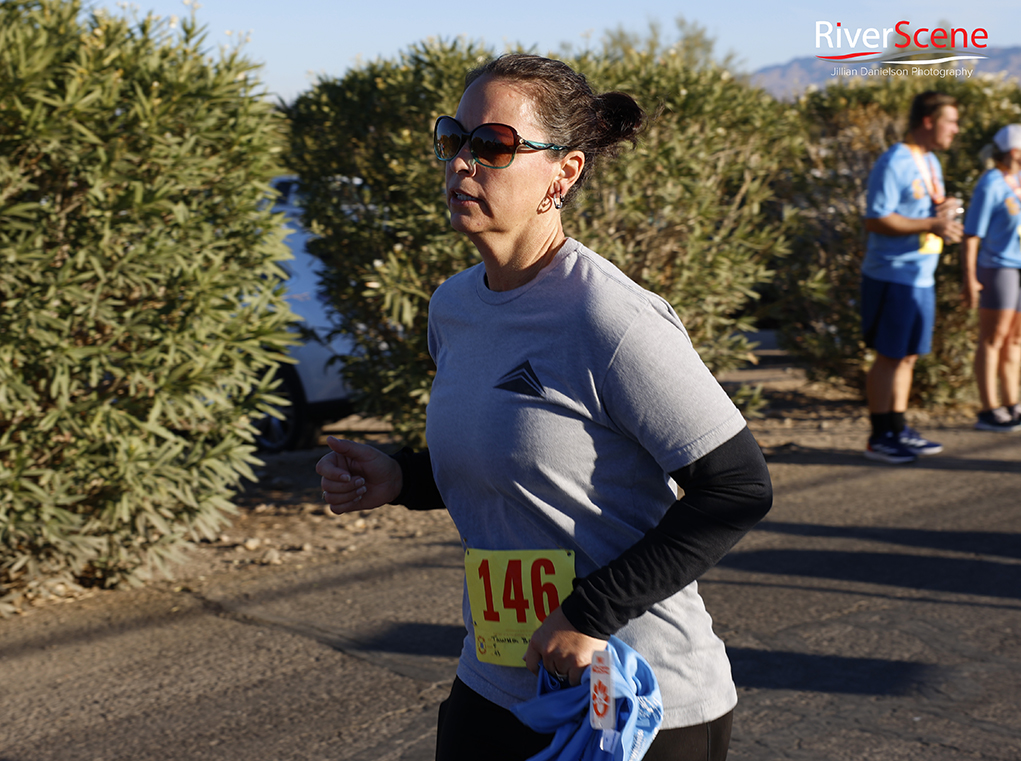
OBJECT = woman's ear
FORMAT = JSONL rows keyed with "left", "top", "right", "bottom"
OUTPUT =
{"left": 558, "top": 150, "right": 585, "bottom": 196}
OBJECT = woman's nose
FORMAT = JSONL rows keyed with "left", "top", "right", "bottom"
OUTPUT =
{"left": 450, "top": 141, "right": 475, "bottom": 174}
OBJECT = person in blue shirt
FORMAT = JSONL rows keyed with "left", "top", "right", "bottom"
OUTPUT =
{"left": 962, "top": 124, "right": 1021, "bottom": 432}
{"left": 861, "top": 91, "right": 964, "bottom": 463}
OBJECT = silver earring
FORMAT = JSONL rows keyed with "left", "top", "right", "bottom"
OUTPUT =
{"left": 553, "top": 192, "right": 563, "bottom": 210}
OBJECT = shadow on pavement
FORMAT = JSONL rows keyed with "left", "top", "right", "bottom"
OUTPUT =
{"left": 349, "top": 622, "right": 465, "bottom": 658}
{"left": 757, "top": 521, "right": 1021, "bottom": 560}
{"left": 719, "top": 549, "right": 1021, "bottom": 600}
{"left": 764, "top": 444, "right": 1021, "bottom": 474}
{"left": 0, "top": 548, "right": 464, "bottom": 662}
{"left": 729, "top": 648, "right": 940, "bottom": 695}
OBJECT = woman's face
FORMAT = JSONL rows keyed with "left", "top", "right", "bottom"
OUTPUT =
{"left": 445, "top": 76, "right": 565, "bottom": 244}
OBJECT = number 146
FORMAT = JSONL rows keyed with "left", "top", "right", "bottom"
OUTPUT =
{"left": 477, "top": 557, "right": 562, "bottom": 624}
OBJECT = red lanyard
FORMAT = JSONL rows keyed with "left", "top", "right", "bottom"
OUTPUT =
{"left": 906, "top": 143, "right": 945, "bottom": 204}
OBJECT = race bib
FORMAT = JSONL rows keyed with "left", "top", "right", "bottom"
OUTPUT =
{"left": 464, "top": 548, "right": 576, "bottom": 667}
{"left": 919, "top": 232, "right": 943, "bottom": 255}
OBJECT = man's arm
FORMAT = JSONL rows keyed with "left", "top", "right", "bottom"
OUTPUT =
{"left": 864, "top": 212, "right": 961, "bottom": 242}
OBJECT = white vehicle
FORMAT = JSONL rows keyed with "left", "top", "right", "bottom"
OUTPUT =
{"left": 254, "top": 175, "right": 353, "bottom": 451}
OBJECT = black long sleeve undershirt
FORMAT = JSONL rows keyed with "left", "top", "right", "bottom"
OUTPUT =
{"left": 390, "top": 447, "right": 444, "bottom": 511}
{"left": 559, "top": 426, "right": 772, "bottom": 638}
{"left": 388, "top": 425, "right": 772, "bottom": 638}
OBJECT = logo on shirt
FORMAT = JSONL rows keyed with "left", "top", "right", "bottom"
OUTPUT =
{"left": 912, "top": 178, "right": 925, "bottom": 199}
{"left": 494, "top": 360, "right": 545, "bottom": 399}
{"left": 1006, "top": 196, "right": 1020, "bottom": 216}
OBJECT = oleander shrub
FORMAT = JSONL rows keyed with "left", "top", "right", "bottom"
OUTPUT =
{"left": 0, "top": 0, "right": 295, "bottom": 614}
{"left": 771, "top": 73, "right": 1021, "bottom": 405}
{"left": 285, "top": 38, "right": 484, "bottom": 447}
{"left": 565, "top": 31, "right": 802, "bottom": 375}
{"left": 286, "top": 25, "right": 798, "bottom": 444}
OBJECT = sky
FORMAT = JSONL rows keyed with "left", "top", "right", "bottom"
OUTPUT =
{"left": 90, "top": 0, "right": 1021, "bottom": 103}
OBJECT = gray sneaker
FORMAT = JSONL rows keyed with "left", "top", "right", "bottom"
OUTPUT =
{"left": 975, "top": 408, "right": 1021, "bottom": 433}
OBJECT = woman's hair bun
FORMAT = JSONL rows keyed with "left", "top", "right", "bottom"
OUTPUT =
{"left": 594, "top": 91, "right": 646, "bottom": 147}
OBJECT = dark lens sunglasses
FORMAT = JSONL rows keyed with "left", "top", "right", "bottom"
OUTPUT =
{"left": 433, "top": 115, "right": 569, "bottom": 169}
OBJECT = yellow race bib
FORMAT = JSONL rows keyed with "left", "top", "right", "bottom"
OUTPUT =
{"left": 464, "top": 548, "right": 576, "bottom": 667}
{"left": 919, "top": 232, "right": 943, "bottom": 255}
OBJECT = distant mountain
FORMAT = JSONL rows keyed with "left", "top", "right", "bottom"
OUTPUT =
{"left": 752, "top": 46, "right": 1021, "bottom": 100}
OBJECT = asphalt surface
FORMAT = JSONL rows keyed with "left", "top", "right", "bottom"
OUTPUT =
{"left": 2, "top": 411, "right": 1019, "bottom": 760}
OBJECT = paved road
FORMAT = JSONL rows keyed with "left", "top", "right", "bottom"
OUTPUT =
{"left": 704, "top": 428, "right": 1021, "bottom": 760}
{"left": 1, "top": 425, "right": 1019, "bottom": 760}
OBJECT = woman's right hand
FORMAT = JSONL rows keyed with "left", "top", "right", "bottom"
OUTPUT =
{"left": 316, "top": 436, "right": 403, "bottom": 515}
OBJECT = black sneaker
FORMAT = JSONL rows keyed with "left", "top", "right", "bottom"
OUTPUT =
{"left": 975, "top": 408, "right": 1021, "bottom": 433}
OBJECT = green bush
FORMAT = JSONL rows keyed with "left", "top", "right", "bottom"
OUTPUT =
{"left": 0, "top": 0, "right": 295, "bottom": 613}
{"left": 565, "top": 33, "right": 802, "bottom": 374}
{"left": 285, "top": 38, "right": 485, "bottom": 446}
{"left": 287, "top": 27, "right": 799, "bottom": 443}
{"left": 772, "top": 73, "right": 1021, "bottom": 405}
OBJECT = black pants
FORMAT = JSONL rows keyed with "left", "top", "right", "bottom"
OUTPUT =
{"left": 435, "top": 676, "right": 733, "bottom": 761}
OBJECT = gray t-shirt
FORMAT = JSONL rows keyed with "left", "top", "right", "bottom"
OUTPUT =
{"left": 425, "top": 238, "right": 746, "bottom": 728}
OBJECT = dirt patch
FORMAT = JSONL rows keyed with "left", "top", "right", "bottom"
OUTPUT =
{"left": 171, "top": 449, "right": 459, "bottom": 584}
{"left": 718, "top": 362, "right": 976, "bottom": 455}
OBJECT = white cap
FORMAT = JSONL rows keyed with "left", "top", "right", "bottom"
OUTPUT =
{"left": 993, "top": 124, "right": 1021, "bottom": 152}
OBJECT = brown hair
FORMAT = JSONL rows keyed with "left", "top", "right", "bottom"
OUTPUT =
{"left": 464, "top": 54, "right": 645, "bottom": 204}
{"left": 908, "top": 91, "right": 958, "bottom": 131}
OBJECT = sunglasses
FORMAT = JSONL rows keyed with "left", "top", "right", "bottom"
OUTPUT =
{"left": 433, "top": 116, "right": 569, "bottom": 169}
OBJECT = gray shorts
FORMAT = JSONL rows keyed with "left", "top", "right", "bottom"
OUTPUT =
{"left": 977, "top": 266, "right": 1021, "bottom": 311}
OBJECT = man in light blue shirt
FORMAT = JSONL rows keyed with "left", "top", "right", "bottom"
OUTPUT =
{"left": 861, "top": 91, "right": 963, "bottom": 463}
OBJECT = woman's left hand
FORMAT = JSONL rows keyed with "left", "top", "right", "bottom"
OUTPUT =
{"left": 962, "top": 278, "right": 982, "bottom": 310}
{"left": 523, "top": 605, "right": 608, "bottom": 686}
